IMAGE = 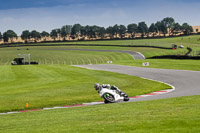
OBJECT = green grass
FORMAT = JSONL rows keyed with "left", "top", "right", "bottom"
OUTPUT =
{"left": 0, "top": 65, "right": 170, "bottom": 113}
{"left": 0, "top": 95, "right": 199, "bottom": 133}
{"left": 113, "top": 59, "right": 200, "bottom": 71}
{"left": 0, "top": 46, "right": 134, "bottom": 65}
{"left": 0, "top": 46, "right": 200, "bottom": 71}
{"left": 0, "top": 38, "right": 199, "bottom": 132}
{"left": 41, "top": 45, "right": 193, "bottom": 58}
{"left": 2, "top": 35, "right": 200, "bottom": 57}
{"left": 44, "top": 35, "right": 200, "bottom": 56}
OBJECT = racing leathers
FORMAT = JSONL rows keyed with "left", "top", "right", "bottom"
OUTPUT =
{"left": 99, "top": 84, "right": 123, "bottom": 95}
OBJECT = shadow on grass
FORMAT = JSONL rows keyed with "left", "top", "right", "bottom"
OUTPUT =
{"left": 148, "top": 55, "right": 200, "bottom": 60}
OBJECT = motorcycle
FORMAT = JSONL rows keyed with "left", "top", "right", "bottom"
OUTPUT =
{"left": 98, "top": 88, "right": 129, "bottom": 103}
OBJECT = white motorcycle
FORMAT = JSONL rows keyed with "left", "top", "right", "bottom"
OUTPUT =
{"left": 98, "top": 88, "right": 129, "bottom": 103}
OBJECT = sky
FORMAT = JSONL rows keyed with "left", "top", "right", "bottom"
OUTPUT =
{"left": 0, "top": 0, "right": 200, "bottom": 35}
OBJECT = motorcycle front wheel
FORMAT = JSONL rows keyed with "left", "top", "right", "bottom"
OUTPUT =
{"left": 124, "top": 97, "right": 130, "bottom": 101}
{"left": 103, "top": 93, "right": 115, "bottom": 103}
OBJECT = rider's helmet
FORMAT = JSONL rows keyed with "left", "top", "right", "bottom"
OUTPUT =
{"left": 94, "top": 83, "right": 100, "bottom": 90}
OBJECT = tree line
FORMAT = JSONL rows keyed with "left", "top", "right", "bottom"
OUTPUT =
{"left": 0, "top": 17, "right": 194, "bottom": 43}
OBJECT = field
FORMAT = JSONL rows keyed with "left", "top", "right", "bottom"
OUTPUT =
{"left": 0, "top": 46, "right": 134, "bottom": 65}
{"left": 0, "top": 35, "right": 200, "bottom": 132}
{"left": 1, "top": 45, "right": 200, "bottom": 71}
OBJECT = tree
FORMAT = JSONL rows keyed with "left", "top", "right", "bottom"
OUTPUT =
{"left": 137, "top": 22, "right": 148, "bottom": 38}
{"left": 155, "top": 21, "right": 162, "bottom": 37}
{"left": 40, "top": 31, "right": 49, "bottom": 41}
{"left": 61, "top": 25, "right": 72, "bottom": 40}
{"left": 84, "top": 25, "right": 92, "bottom": 39}
{"left": 56, "top": 29, "right": 61, "bottom": 40}
{"left": 50, "top": 29, "right": 58, "bottom": 41}
{"left": 171, "top": 23, "right": 181, "bottom": 36}
{"left": 30, "top": 30, "right": 41, "bottom": 42}
{"left": 21, "top": 30, "right": 30, "bottom": 43}
{"left": 90, "top": 25, "right": 99, "bottom": 38}
{"left": 106, "top": 26, "right": 114, "bottom": 39}
{"left": 40, "top": 31, "right": 49, "bottom": 37}
{"left": 155, "top": 21, "right": 167, "bottom": 37}
{"left": 112, "top": 24, "right": 120, "bottom": 38}
{"left": 71, "top": 24, "right": 82, "bottom": 38}
{"left": 162, "top": 17, "right": 175, "bottom": 36}
{"left": 0, "top": 32, "right": 3, "bottom": 41}
{"left": 81, "top": 25, "right": 99, "bottom": 39}
{"left": 97, "top": 27, "right": 106, "bottom": 39}
{"left": 181, "top": 23, "right": 193, "bottom": 35}
{"left": 3, "top": 30, "right": 17, "bottom": 43}
{"left": 160, "top": 21, "right": 168, "bottom": 37}
{"left": 80, "top": 26, "right": 87, "bottom": 37}
{"left": 127, "top": 23, "right": 137, "bottom": 38}
{"left": 149, "top": 23, "right": 156, "bottom": 37}
{"left": 119, "top": 25, "right": 127, "bottom": 38}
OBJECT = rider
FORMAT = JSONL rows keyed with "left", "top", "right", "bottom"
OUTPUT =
{"left": 94, "top": 83, "right": 123, "bottom": 95}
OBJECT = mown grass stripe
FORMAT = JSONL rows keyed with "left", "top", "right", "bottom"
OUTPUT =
{"left": 0, "top": 88, "right": 174, "bottom": 115}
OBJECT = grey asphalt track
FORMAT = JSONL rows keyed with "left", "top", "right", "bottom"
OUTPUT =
{"left": 75, "top": 64, "right": 200, "bottom": 102}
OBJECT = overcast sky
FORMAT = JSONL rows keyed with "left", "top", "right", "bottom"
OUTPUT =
{"left": 0, "top": 0, "right": 200, "bottom": 35}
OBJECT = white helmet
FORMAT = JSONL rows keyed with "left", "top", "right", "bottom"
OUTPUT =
{"left": 94, "top": 83, "right": 100, "bottom": 90}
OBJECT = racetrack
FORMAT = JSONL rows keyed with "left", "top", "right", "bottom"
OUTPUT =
{"left": 75, "top": 64, "right": 200, "bottom": 101}
{"left": 1, "top": 64, "right": 199, "bottom": 115}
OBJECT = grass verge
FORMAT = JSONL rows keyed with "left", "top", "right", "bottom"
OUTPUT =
{"left": 0, "top": 95, "right": 199, "bottom": 133}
